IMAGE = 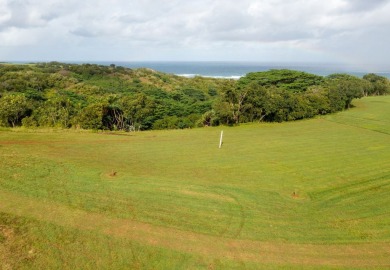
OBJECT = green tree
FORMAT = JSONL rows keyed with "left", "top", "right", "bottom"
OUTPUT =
{"left": 153, "top": 116, "right": 182, "bottom": 130}
{"left": 240, "top": 83, "right": 273, "bottom": 122}
{"left": 325, "top": 74, "right": 368, "bottom": 110}
{"left": 363, "top": 73, "right": 390, "bottom": 96}
{"left": 304, "top": 86, "right": 331, "bottom": 115}
{"left": 119, "top": 93, "right": 155, "bottom": 131}
{"left": 0, "top": 94, "right": 29, "bottom": 127}
{"left": 219, "top": 80, "right": 252, "bottom": 124}
{"left": 239, "top": 69, "right": 324, "bottom": 92}
{"left": 198, "top": 110, "right": 219, "bottom": 127}
{"left": 35, "top": 96, "right": 74, "bottom": 128}
{"left": 73, "top": 102, "right": 107, "bottom": 130}
{"left": 213, "top": 99, "right": 234, "bottom": 125}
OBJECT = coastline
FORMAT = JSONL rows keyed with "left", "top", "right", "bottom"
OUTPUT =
{"left": 2, "top": 61, "right": 390, "bottom": 78}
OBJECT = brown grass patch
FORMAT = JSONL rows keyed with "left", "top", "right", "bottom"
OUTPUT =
{"left": 180, "top": 189, "right": 235, "bottom": 202}
{"left": 291, "top": 191, "right": 299, "bottom": 199}
{"left": 100, "top": 171, "right": 120, "bottom": 180}
{"left": 109, "top": 171, "right": 117, "bottom": 177}
{"left": 0, "top": 224, "right": 25, "bottom": 270}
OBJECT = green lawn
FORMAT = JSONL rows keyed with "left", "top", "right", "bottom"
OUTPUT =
{"left": 0, "top": 96, "right": 389, "bottom": 269}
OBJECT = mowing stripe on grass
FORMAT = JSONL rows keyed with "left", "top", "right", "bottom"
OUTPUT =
{"left": 1, "top": 190, "right": 389, "bottom": 267}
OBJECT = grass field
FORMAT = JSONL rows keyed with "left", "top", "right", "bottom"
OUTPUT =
{"left": 0, "top": 96, "right": 389, "bottom": 269}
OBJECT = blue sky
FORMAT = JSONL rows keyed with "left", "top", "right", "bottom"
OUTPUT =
{"left": 1, "top": 0, "right": 389, "bottom": 70}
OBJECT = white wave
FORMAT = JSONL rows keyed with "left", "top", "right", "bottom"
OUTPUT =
{"left": 176, "top": 74, "right": 243, "bottom": 80}
{"left": 176, "top": 74, "right": 198, "bottom": 78}
{"left": 210, "top": 75, "right": 243, "bottom": 80}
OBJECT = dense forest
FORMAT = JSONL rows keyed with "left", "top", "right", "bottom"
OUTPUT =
{"left": 0, "top": 62, "right": 389, "bottom": 131}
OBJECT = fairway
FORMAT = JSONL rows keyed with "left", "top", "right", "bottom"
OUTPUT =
{"left": 1, "top": 96, "right": 389, "bottom": 269}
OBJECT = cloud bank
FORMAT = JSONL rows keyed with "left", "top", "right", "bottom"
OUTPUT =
{"left": 0, "top": 0, "right": 389, "bottom": 69}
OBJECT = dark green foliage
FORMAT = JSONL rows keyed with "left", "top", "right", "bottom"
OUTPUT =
{"left": 0, "top": 63, "right": 388, "bottom": 130}
{"left": 35, "top": 96, "right": 75, "bottom": 128}
{"left": 208, "top": 87, "right": 218, "bottom": 97}
{"left": 214, "top": 71, "right": 386, "bottom": 125}
{"left": 198, "top": 110, "right": 219, "bottom": 127}
{"left": 181, "top": 88, "right": 207, "bottom": 101}
{"left": 325, "top": 74, "right": 368, "bottom": 109}
{"left": 238, "top": 69, "right": 324, "bottom": 92}
{"left": 0, "top": 93, "right": 30, "bottom": 127}
{"left": 153, "top": 116, "right": 185, "bottom": 130}
{"left": 304, "top": 86, "right": 331, "bottom": 115}
{"left": 73, "top": 102, "right": 107, "bottom": 130}
{"left": 67, "top": 63, "right": 115, "bottom": 79}
{"left": 363, "top": 73, "right": 390, "bottom": 96}
{"left": 23, "top": 89, "right": 46, "bottom": 101}
{"left": 116, "top": 93, "right": 156, "bottom": 130}
{"left": 0, "top": 62, "right": 220, "bottom": 130}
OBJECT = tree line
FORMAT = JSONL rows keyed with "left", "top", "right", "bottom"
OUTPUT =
{"left": 0, "top": 62, "right": 389, "bottom": 130}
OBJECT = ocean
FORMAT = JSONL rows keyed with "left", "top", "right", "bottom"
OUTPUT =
{"left": 13, "top": 61, "right": 390, "bottom": 79}
{"left": 89, "top": 61, "right": 390, "bottom": 79}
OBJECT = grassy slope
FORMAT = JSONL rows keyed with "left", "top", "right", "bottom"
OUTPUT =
{"left": 0, "top": 96, "right": 389, "bottom": 269}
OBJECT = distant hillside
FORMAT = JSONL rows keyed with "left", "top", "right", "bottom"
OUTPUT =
{"left": 0, "top": 62, "right": 389, "bottom": 130}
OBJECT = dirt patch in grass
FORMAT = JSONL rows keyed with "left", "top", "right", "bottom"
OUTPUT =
{"left": 99, "top": 132, "right": 134, "bottom": 137}
{"left": 0, "top": 139, "right": 130, "bottom": 146}
{"left": 291, "top": 191, "right": 299, "bottom": 199}
{"left": 100, "top": 171, "right": 120, "bottom": 180}
{"left": 0, "top": 244, "right": 12, "bottom": 270}
{"left": 0, "top": 218, "right": 33, "bottom": 270}
{"left": 180, "top": 189, "right": 235, "bottom": 203}
{"left": 109, "top": 171, "right": 118, "bottom": 177}
{"left": 1, "top": 190, "right": 389, "bottom": 268}
{"left": 0, "top": 225, "right": 15, "bottom": 241}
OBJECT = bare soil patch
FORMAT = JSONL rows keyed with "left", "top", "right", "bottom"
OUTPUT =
{"left": 291, "top": 191, "right": 299, "bottom": 199}
{"left": 180, "top": 189, "right": 235, "bottom": 202}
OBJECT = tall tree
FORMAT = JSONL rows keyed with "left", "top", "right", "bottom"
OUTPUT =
{"left": 0, "top": 94, "right": 29, "bottom": 127}
{"left": 120, "top": 93, "right": 155, "bottom": 130}
{"left": 363, "top": 73, "right": 390, "bottom": 96}
{"left": 36, "top": 96, "right": 74, "bottom": 128}
{"left": 325, "top": 74, "right": 368, "bottom": 109}
{"left": 219, "top": 80, "right": 252, "bottom": 124}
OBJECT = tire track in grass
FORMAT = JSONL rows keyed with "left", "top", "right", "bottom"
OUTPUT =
{"left": 213, "top": 187, "right": 247, "bottom": 269}
{"left": 1, "top": 190, "right": 389, "bottom": 267}
{"left": 213, "top": 189, "right": 245, "bottom": 239}
{"left": 324, "top": 117, "right": 390, "bottom": 136}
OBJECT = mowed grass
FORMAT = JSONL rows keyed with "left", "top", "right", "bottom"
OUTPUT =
{"left": 0, "top": 96, "right": 389, "bottom": 269}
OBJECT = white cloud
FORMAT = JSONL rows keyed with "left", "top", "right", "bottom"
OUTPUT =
{"left": 0, "top": 0, "right": 389, "bottom": 68}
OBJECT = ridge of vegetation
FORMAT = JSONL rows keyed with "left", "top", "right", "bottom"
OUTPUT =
{"left": 0, "top": 62, "right": 389, "bottom": 131}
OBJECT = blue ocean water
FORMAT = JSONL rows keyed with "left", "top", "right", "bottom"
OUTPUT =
{"left": 14, "top": 60, "right": 390, "bottom": 79}
{"left": 91, "top": 61, "right": 390, "bottom": 79}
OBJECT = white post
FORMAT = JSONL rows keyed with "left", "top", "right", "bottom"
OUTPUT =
{"left": 219, "top": 130, "right": 224, "bottom": 149}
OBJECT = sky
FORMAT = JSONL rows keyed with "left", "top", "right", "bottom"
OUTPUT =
{"left": 0, "top": 0, "right": 390, "bottom": 70}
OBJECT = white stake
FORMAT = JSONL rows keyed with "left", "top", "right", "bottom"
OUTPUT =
{"left": 219, "top": 130, "right": 224, "bottom": 149}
